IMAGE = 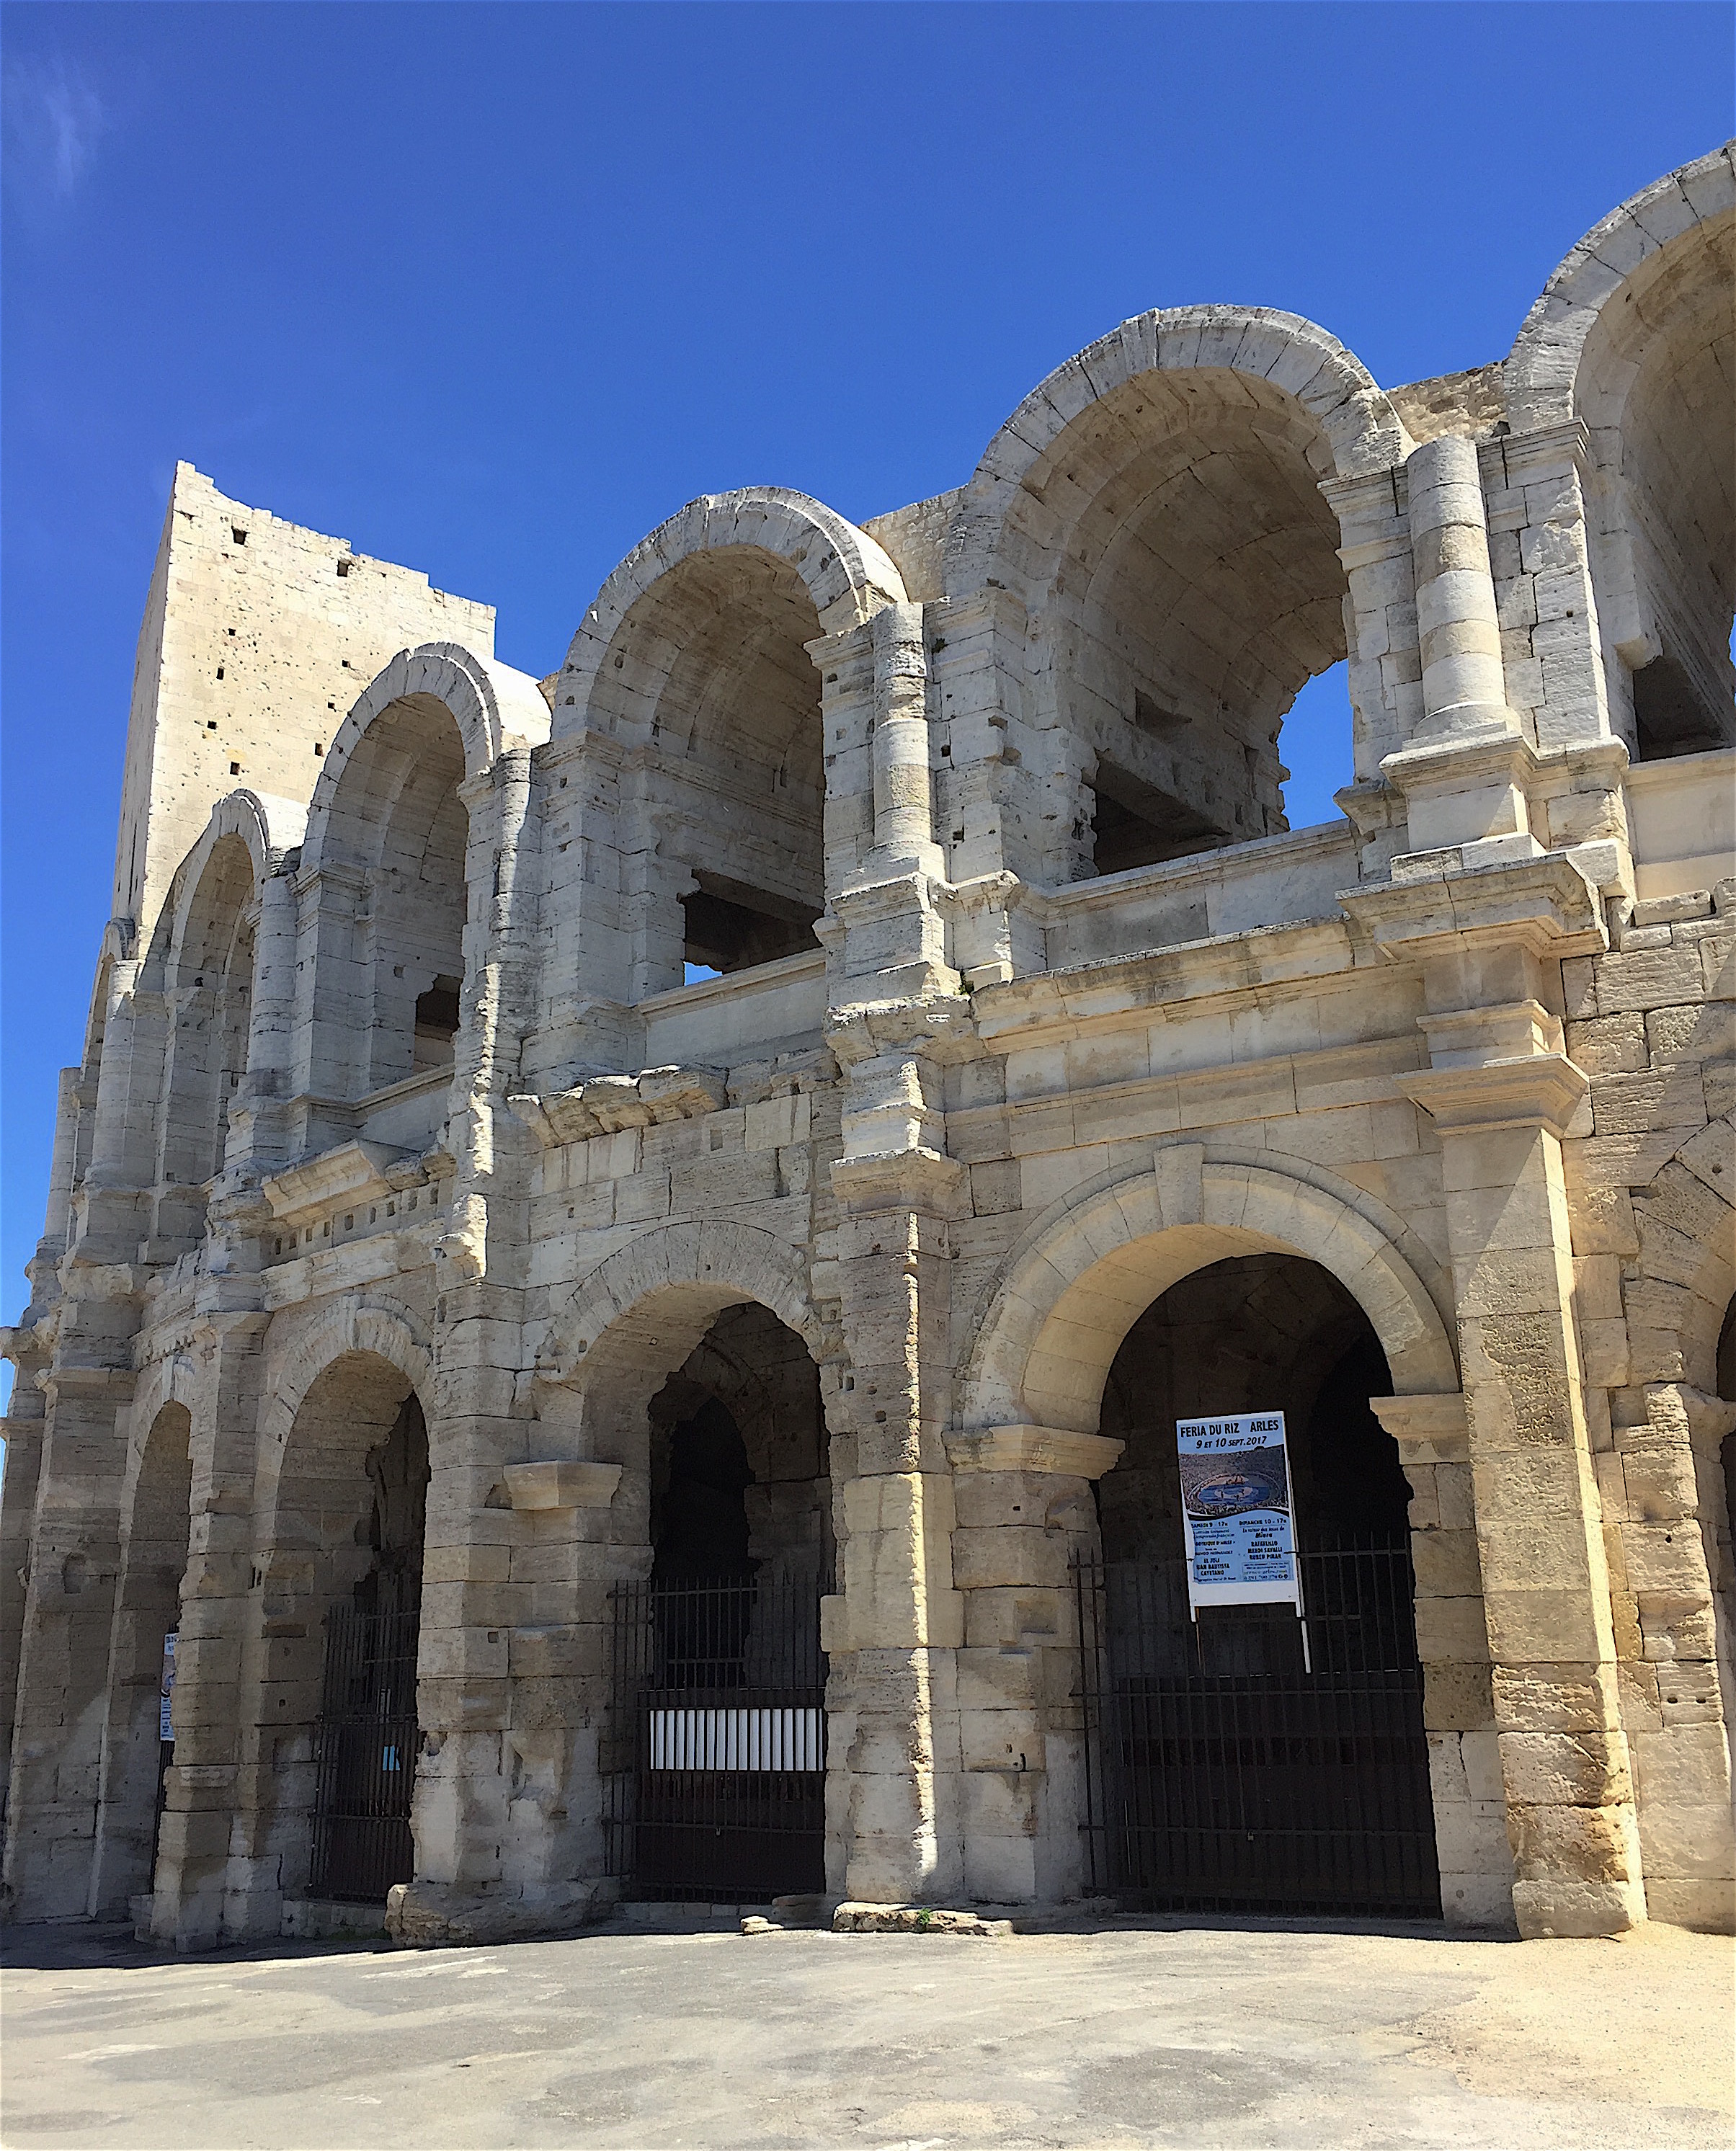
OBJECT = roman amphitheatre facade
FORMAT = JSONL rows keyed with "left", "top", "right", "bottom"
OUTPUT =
{"left": 3, "top": 146, "right": 1733, "bottom": 1948}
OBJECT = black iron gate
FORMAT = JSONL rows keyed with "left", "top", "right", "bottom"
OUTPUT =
{"left": 605, "top": 1567, "right": 829, "bottom": 1903}
{"left": 309, "top": 1603, "right": 420, "bottom": 1902}
{"left": 1075, "top": 1545, "right": 1439, "bottom": 1918}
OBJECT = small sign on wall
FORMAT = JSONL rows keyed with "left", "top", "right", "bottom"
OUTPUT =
{"left": 1177, "top": 1412, "right": 1303, "bottom": 1618}
{"left": 160, "top": 1630, "right": 178, "bottom": 1744}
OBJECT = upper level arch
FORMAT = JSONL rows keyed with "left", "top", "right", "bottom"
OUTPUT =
{"left": 121, "top": 793, "right": 305, "bottom": 1226}
{"left": 945, "top": 308, "right": 1412, "bottom": 883}
{"left": 1507, "top": 144, "right": 1735, "bottom": 758}
{"left": 556, "top": 488, "right": 907, "bottom": 739}
{"left": 295, "top": 646, "right": 545, "bottom": 1105}
{"left": 550, "top": 491, "right": 907, "bottom": 992}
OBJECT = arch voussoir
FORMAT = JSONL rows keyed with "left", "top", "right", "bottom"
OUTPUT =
{"left": 961, "top": 1149, "right": 1459, "bottom": 1438}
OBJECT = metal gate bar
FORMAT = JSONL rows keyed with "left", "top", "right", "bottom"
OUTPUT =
{"left": 1076, "top": 1546, "right": 1439, "bottom": 1918}
{"left": 309, "top": 1603, "right": 420, "bottom": 1904}
{"left": 605, "top": 1567, "right": 829, "bottom": 1905}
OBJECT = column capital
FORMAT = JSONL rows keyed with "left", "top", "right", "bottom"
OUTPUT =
{"left": 945, "top": 1425, "right": 1124, "bottom": 1477}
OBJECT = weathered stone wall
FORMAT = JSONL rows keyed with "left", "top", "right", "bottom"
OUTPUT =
{"left": 4, "top": 143, "right": 1732, "bottom": 1952}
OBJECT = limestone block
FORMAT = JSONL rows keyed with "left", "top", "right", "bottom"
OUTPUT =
{"left": 1432, "top": 1798, "right": 1513, "bottom": 1880}
{"left": 1588, "top": 946, "right": 1706, "bottom": 1016}
{"left": 959, "top": 1706, "right": 1042, "bottom": 1773}
{"left": 1410, "top": 1529, "right": 1483, "bottom": 1599}
{"left": 962, "top": 1587, "right": 1065, "bottom": 1650}
{"left": 1632, "top": 1725, "right": 1736, "bottom": 1808}
{"left": 1591, "top": 1069, "right": 1709, "bottom": 1138}
{"left": 1619, "top": 1522, "right": 1711, "bottom": 1595}
{"left": 502, "top": 1461, "right": 622, "bottom": 1510}
{"left": 1500, "top": 1729, "right": 1632, "bottom": 1807}
{"left": 1565, "top": 1014, "right": 1648, "bottom": 1075}
{"left": 1423, "top": 1660, "right": 1494, "bottom": 1731}
{"left": 1635, "top": 1802, "right": 1736, "bottom": 1882}
{"left": 1642, "top": 1879, "right": 1736, "bottom": 1933}
{"left": 955, "top": 1647, "right": 1041, "bottom": 1714}
{"left": 1412, "top": 1595, "right": 1492, "bottom": 1665}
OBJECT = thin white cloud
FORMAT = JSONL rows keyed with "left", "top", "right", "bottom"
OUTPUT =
{"left": 3, "top": 52, "right": 107, "bottom": 205}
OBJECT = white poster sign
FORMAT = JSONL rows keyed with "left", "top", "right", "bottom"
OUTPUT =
{"left": 1176, "top": 1412, "right": 1302, "bottom": 1616}
{"left": 160, "top": 1629, "right": 178, "bottom": 1743}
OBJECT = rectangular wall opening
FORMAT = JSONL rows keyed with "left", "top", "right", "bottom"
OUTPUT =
{"left": 681, "top": 873, "right": 821, "bottom": 977}
{"left": 1091, "top": 762, "right": 1229, "bottom": 877}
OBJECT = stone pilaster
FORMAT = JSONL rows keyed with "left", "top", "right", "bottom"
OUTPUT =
{"left": 943, "top": 1425, "right": 1121, "bottom": 1903}
{"left": 1371, "top": 1392, "right": 1514, "bottom": 1925}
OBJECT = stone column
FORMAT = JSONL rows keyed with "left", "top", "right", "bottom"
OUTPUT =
{"left": 942, "top": 1426, "right": 1121, "bottom": 1903}
{"left": 1407, "top": 435, "right": 1514, "bottom": 745}
{"left": 1, "top": 1357, "right": 133, "bottom": 1920}
{"left": 1371, "top": 1393, "right": 1515, "bottom": 1925}
{"left": 221, "top": 863, "right": 299, "bottom": 1178}
{"left": 1381, "top": 435, "right": 1544, "bottom": 872}
{"left": 1403, "top": 1041, "right": 1647, "bottom": 1936}
{"left": 148, "top": 1304, "right": 268, "bottom": 1948}
{"left": 822, "top": 1147, "right": 966, "bottom": 1906}
{"left": 871, "top": 603, "right": 942, "bottom": 875}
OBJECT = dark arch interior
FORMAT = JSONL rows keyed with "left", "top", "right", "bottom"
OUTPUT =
{"left": 355, "top": 1392, "right": 429, "bottom": 1617}
{"left": 1095, "top": 1252, "right": 1409, "bottom": 1562}
{"left": 646, "top": 1302, "right": 829, "bottom": 1584}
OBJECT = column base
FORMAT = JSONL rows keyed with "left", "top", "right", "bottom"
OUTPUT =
{"left": 1512, "top": 1875, "right": 1647, "bottom": 1939}
{"left": 384, "top": 1876, "right": 613, "bottom": 1947}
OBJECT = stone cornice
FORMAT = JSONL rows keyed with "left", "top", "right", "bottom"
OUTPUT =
{"left": 1379, "top": 726, "right": 1537, "bottom": 797}
{"left": 502, "top": 1460, "right": 623, "bottom": 1510}
{"left": 1369, "top": 1392, "right": 1469, "bottom": 1463}
{"left": 262, "top": 1141, "right": 411, "bottom": 1221}
{"left": 828, "top": 1147, "right": 968, "bottom": 1219}
{"left": 945, "top": 1425, "right": 1126, "bottom": 1478}
{"left": 508, "top": 1065, "right": 727, "bottom": 1146}
{"left": 1396, "top": 1054, "right": 1589, "bottom": 1140}
{"left": 1337, "top": 852, "right": 1606, "bottom": 965}
{"left": 970, "top": 917, "right": 1363, "bottom": 1047}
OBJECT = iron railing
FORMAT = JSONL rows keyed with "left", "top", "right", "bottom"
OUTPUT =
{"left": 605, "top": 1566, "right": 829, "bottom": 1905}
{"left": 1075, "top": 1544, "right": 1439, "bottom": 1918}
{"left": 309, "top": 1603, "right": 420, "bottom": 1904}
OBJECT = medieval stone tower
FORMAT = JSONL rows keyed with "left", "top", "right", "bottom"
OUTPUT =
{"left": 4, "top": 146, "right": 1732, "bottom": 1949}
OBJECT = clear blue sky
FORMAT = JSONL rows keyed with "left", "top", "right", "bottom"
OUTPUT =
{"left": 1, "top": 1, "right": 1730, "bottom": 1369}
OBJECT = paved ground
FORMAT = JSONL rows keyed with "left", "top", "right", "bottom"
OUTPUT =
{"left": 2, "top": 1912, "right": 1731, "bottom": 2150}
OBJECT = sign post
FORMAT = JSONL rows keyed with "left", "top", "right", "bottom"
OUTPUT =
{"left": 1175, "top": 1412, "right": 1308, "bottom": 1665}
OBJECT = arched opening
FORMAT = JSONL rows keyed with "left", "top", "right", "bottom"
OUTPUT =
{"left": 157, "top": 833, "right": 256, "bottom": 1244}
{"left": 599, "top": 548, "right": 827, "bottom": 989}
{"left": 257, "top": 1352, "right": 429, "bottom": 1910}
{"left": 1081, "top": 1252, "right": 1438, "bottom": 1917}
{"left": 603, "top": 1301, "right": 832, "bottom": 1903}
{"left": 1718, "top": 1296, "right": 1736, "bottom": 1620}
{"left": 1579, "top": 215, "right": 1735, "bottom": 760}
{"left": 312, "top": 695, "right": 469, "bottom": 1099}
{"left": 89, "top": 1403, "right": 192, "bottom": 1916}
{"left": 1009, "top": 369, "right": 1353, "bottom": 880}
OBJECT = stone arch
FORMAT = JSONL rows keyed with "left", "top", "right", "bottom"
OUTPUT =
{"left": 948, "top": 304, "right": 1410, "bottom": 602}
{"left": 148, "top": 796, "right": 302, "bottom": 1198}
{"left": 241, "top": 1316, "right": 435, "bottom": 1913}
{"left": 89, "top": 1399, "right": 194, "bottom": 1916}
{"left": 1506, "top": 144, "right": 1735, "bottom": 755}
{"left": 259, "top": 1296, "right": 435, "bottom": 1461}
{"left": 1627, "top": 1109, "right": 1736, "bottom": 1395}
{"left": 295, "top": 645, "right": 546, "bottom": 1100}
{"left": 548, "top": 493, "right": 907, "bottom": 993}
{"left": 960, "top": 1148, "right": 1458, "bottom": 1438}
{"left": 545, "top": 1218, "right": 826, "bottom": 1425}
{"left": 303, "top": 644, "right": 549, "bottom": 863}
{"left": 554, "top": 487, "right": 907, "bottom": 736}
{"left": 944, "top": 307, "right": 1412, "bottom": 883}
